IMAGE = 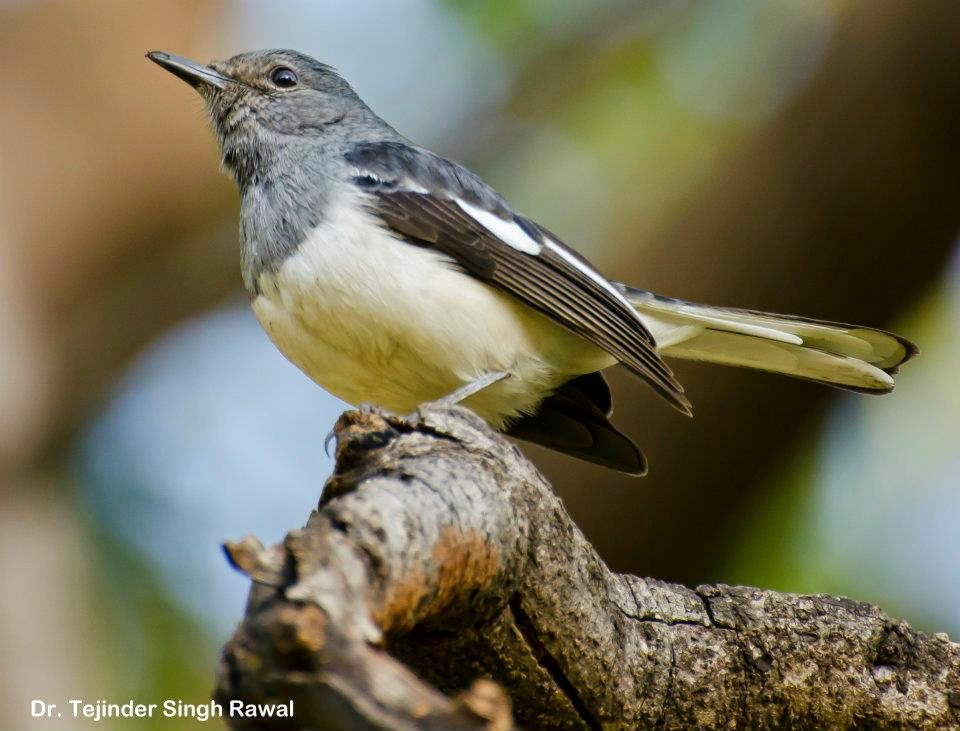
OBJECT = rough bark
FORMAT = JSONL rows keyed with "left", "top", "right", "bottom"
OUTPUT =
{"left": 216, "top": 407, "right": 960, "bottom": 730}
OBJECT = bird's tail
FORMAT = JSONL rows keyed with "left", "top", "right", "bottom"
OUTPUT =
{"left": 619, "top": 286, "right": 918, "bottom": 393}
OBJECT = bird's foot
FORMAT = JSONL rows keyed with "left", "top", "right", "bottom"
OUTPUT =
{"left": 324, "top": 403, "right": 393, "bottom": 457}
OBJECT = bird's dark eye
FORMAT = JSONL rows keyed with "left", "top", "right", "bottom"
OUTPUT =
{"left": 269, "top": 67, "right": 298, "bottom": 88}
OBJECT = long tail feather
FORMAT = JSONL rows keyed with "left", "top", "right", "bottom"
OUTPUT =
{"left": 619, "top": 286, "right": 918, "bottom": 393}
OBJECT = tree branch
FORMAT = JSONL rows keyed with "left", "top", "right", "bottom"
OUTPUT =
{"left": 215, "top": 407, "right": 960, "bottom": 730}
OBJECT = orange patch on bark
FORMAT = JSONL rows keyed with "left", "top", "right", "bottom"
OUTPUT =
{"left": 374, "top": 527, "right": 501, "bottom": 633}
{"left": 373, "top": 567, "right": 428, "bottom": 633}
{"left": 267, "top": 603, "right": 328, "bottom": 667}
{"left": 431, "top": 527, "right": 501, "bottom": 604}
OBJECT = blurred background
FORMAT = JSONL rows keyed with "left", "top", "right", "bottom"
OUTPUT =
{"left": 1, "top": 1, "right": 959, "bottom": 728}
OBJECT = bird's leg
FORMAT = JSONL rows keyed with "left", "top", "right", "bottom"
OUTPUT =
{"left": 328, "top": 374, "right": 512, "bottom": 453}
{"left": 432, "top": 371, "right": 511, "bottom": 408}
{"left": 407, "top": 371, "right": 511, "bottom": 422}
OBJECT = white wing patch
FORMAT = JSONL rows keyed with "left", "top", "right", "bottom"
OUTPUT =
{"left": 543, "top": 238, "right": 646, "bottom": 318}
{"left": 457, "top": 199, "right": 659, "bottom": 340}
{"left": 454, "top": 199, "right": 647, "bottom": 327}
{"left": 454, "top": 199, "right": 543, "bottom": 255}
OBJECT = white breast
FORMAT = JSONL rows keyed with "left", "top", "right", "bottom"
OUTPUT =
{"left": 250, "top": 191, "right": 613, "bottom": 427}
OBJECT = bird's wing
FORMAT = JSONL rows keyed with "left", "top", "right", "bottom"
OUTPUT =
{"left": 345, "top": 141, "right": 690, "bottom": 414}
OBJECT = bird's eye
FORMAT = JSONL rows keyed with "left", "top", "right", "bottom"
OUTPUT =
{"left": 269, "top": 67, "right": 298, "bottom": 88}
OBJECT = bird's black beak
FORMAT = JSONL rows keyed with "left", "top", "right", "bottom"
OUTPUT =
{"left": 146, "top": 51, "right": 231, "bottom": 90}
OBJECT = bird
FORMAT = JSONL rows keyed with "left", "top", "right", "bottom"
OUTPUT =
{"left": 147, "top": 49, "right": 917, "bottom": 476}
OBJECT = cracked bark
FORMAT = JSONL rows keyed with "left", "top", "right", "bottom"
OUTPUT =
{"left": 215, "top": 406, "right": 960, "bottom": 730}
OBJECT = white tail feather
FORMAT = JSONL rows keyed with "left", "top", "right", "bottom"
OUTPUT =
{"left": 622, "top": 287, "right": 916, "bottom": 393}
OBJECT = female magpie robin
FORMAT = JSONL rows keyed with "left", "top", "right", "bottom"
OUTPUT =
{"left": 147, "top": 49, "right": 917, "bottom": 475}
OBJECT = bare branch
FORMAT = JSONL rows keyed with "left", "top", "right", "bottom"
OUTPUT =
{"left": 215, "top": 407, "right": 960, "bottom": 730}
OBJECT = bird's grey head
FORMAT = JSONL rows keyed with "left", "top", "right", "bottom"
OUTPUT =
{"left": 147, "top": 49, "right": 378, "bottom": 187}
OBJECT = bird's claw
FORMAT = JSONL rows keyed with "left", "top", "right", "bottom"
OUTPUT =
{"left": 325, "top": 404, "right": 389, "bottom": 457}
{"left": 323, "top": 428, "right": 338, "bottom": 458}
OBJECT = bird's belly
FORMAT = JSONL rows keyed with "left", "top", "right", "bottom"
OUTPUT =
{"left": 250, "top": 209, "right": 614, "bottom": 427}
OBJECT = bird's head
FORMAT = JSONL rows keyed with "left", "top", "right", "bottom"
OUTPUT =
{"left": 147, "top": 49, "right": 371, "bottom": 185}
